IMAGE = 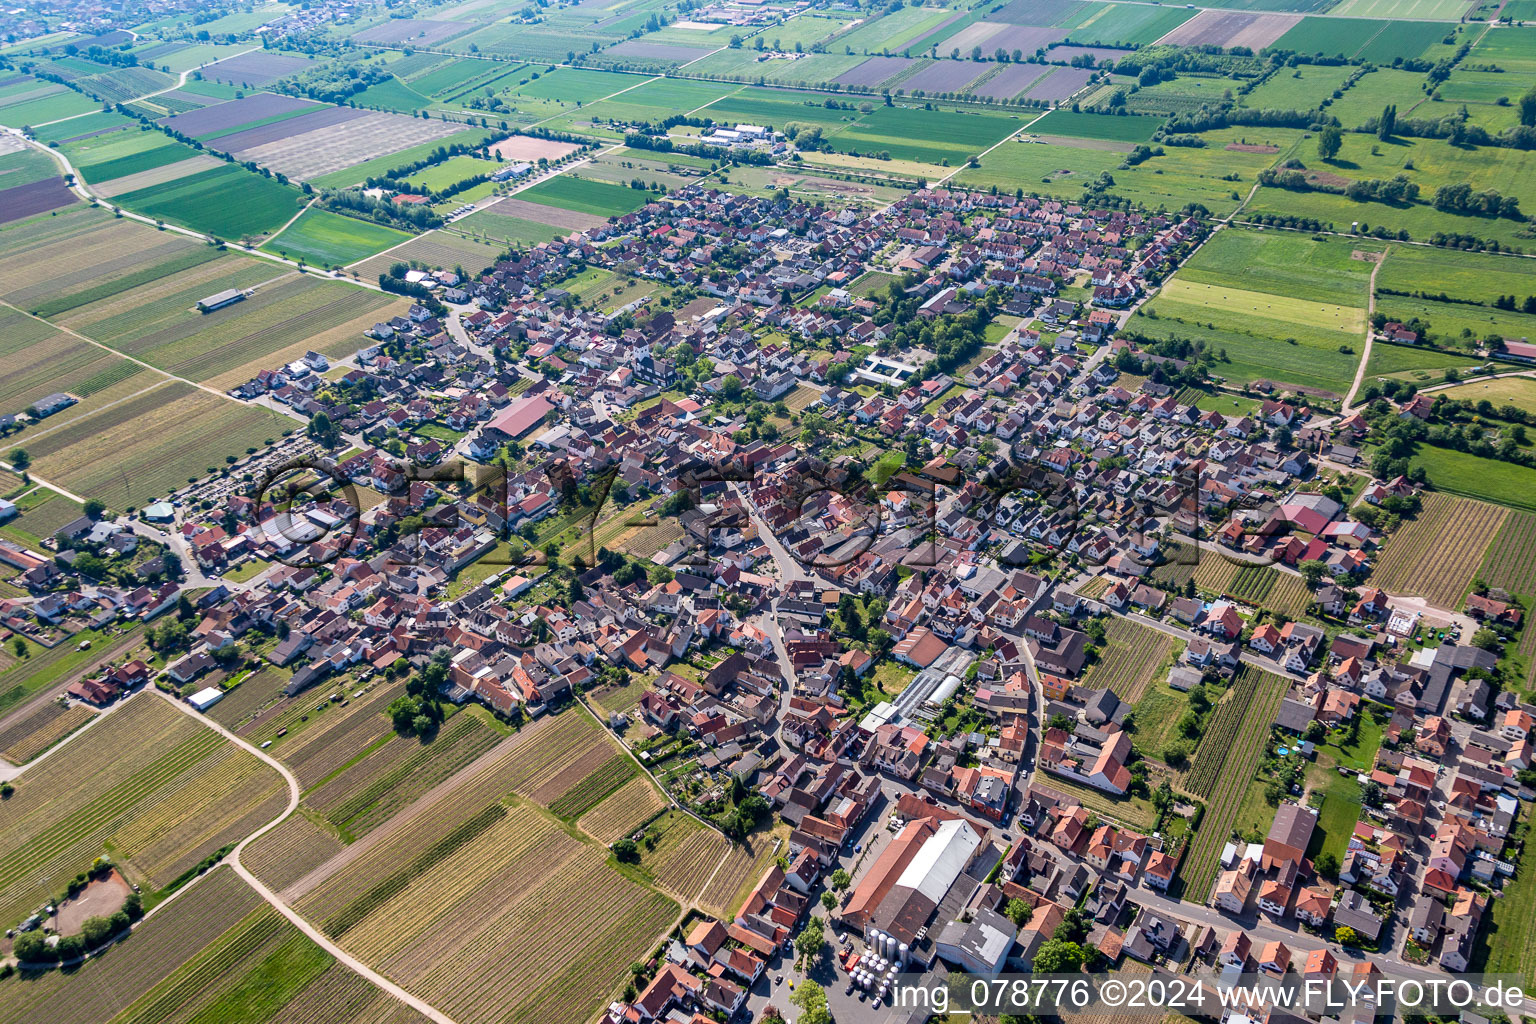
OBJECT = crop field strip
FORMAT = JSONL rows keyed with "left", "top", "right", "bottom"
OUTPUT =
{"left": 0, "top": 694, "right": 285, "bottom": 924}
{"left": 7, "top": 382, "right": 293, "bottom": 508}
{"left": 271, "top": 685, "right": 404, "bottom": 788}
{"left": 0, "top": 867, "right": 264, "bottom": 1024}
{"left": 0, "top": 206, "right": 218, "bottom": 311}
{"left": 205, "top": 668, "right": 291, "bottom": 731}
{"left": 577, "top": 774, "right": 666, "bottom": 843}
{"left": 1478, "top": 509, "right": 1536, "bottom": 689}
{"left": 1080, "top": 615, "right": 1174, "bottom": 704}
{"left": 298, "top": 791, "right": 677, "bottom": 1024}
{"left": 1179, "top": 666, "right": 1289, "bottom": 900}
{"left": 244, "top": 812, "right": 347, "bottom": 893}
{"left": 0, "top": 700, "right": 95, "bottom": 765}
{"left": 305, "top": 713, "right": 501, "bottom": 839}
{"left": 1370, "top": 492, "right": 1506, "bottom": 609}
{"left": 645, "top": 816, "right": 733, "bottom": 905}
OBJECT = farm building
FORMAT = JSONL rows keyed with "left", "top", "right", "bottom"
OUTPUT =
{"left": 31, "top": 392, "right": 77, "bottom": 417}
{"left": 186, "top": 686, "right": 225, "bottom": 711}
{"left": 198, "top": 288, "right": 246, "bottom": 313}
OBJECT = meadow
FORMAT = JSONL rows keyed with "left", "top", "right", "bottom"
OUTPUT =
{"left": 1242, "top": 63, "right": 1354, "bottom": 110}
{"left": 1409, "top": 445, "right": 1536, "bottom": 513}
{"left": 0, "top": 694, "right": 285, "bottom": 923}
{"left": 958, "top": 125, "right": 1300, "bottom": 216}
{"left": 516, "top": 174, "right": 654, "bottom": 217}
{"left": 1377, "top": 244, "right": 1536, "bottom": 307}
{"left": 1438, "top": 377, "right": 1536, "bottom": 417}
{"left": 1028, "top": 108, "right": 1164, "bottom": 142}
{"left": 261, "top": 208, "right": 412, "bottom": 269}
{"left": 1131, "top": 311, "right": 1361, "bottom": 396}
{"left": 1324, "top": 69, "right": 1432, "bottom": 129}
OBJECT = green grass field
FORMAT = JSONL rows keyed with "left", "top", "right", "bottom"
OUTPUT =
{"left": 1436, "top": 377, "right": 1536, "bottom": 416}
{"left": 958, "top": 126, "right": 1300, "bottom": 216}
{"left": 66, "top": 132, "right": 198, "bottom": 184}
{"left": 447, "top": 214, "right": 568, "bottom": 248}
{"left": 1029, "top": 109, "right": 1164, "bottom": 142}
{"left": 1064, "top": 2, "right": 1196, "bottom": 46}
{"left": 1131, "top": 309, "right": 1362, "bottom": 396}
{"left": 1375, "top": 294, "right": 1536, "bottom": 348}
{"left": 1376, "top": 244, "right": 1536, "bottom": 307}
{"left": 1471, "top": 25, "right": 1536, "bottom": 73}
{"left": 261, "top": 208, "right": 412, "bottom": 268}
{"left": 353, "top": 75, "right": 431, "bottom": 113}
{"left": 1178, "top": 227, "right": 1380, "bottom": 307}
{"left": 402, "top": 153, "right": 499, "bottom": 192}
{"left": 516, "top": 174, "right": 652, "bottom": 217}
{"left": 1156, "top": 278, "right": 1365, "bottom": 336}
{"left": 0, "top": 87, "right": 100, "bottom": 126}
{"left": 114, "top": 163, "right": 305, "bottom": 239}
{"left": 1331, "top": 0, "right": 1472, "bottom": 18}
{"left": 1325, "top": 68, "right": 1431, "bottom": 129}
{"left": 1243, "top": 63, "right": 1354, "bottom": 108}
{"left": 1409, "top": 444, "right": 1536, "bottom": 512}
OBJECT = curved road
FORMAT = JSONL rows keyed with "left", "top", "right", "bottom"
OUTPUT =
{"left": 149, "top": 689, "right": 464, "bottom": 1024}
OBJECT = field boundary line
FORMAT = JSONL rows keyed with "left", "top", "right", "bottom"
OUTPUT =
{"left": 0, "top": 297, "right": 303, "bottom": 426}
{"left": 152, "top": 687, "right": 466, "bottom": 1024}
{"left": 1343, "top": 244, "right": 1387, "bottom": 413}
{"left": 0, "top": 379, "right": 174, "bottom": 449}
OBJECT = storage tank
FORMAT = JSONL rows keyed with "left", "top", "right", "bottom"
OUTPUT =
{"left": 897, "top": 941, "right": 909, "bottom": 965}
{"left": 886, "top": 934, "right": 898, "bottom": 958}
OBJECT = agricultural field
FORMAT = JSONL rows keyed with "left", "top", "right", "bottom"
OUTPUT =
{"left": 1179, "top": 666, "right": 1289, "bottom": 900}
{"left": 1409, "top": 445, "right": 1536, "bottom": 514}
{"left": 1436, "top": 377, "right": 1536, "bottom": 417}
{"left": 306, "top": 127, "right": 493, "bottom": 189}
{"left": 960, "top": 125, "right": 1300, "bottom": 217}
{"left": 1080, "top": 616, "right": 1174, "bottom": 704}
{"left": 261, "top": 208, "right": 412, "bottom": 269}
{"left": 59, "top": 267, "right": 401, "bottom": 388}
{"left": 0, "top": 307, "right": 147, "bottom": 426}
{"left": 1242, "top": 63, "right": 1354, "bottom": 109}
{"left": 1027, "top": 109, "right": 1163, "bottom": 143}
{"left": 577, "top": 774, "right": 667, "bottom": 843}
{"left": 2, "top": 382, "right": 293, "bottom": 508}
{"left": 1323, "top": 68, "right": 1432, "bottom": 129}
{"left": 292, "top": 714, "right": 678, "bottom": 1024}
{"left": 304, "top": 713, "right": 502, "bottom": 841}
{"left": 0, "top": 700, "right": 95, "bottom": 765}
{"left": 1370, "top": 492, "right": 1506, "bottom": 607}
{"left": 637, "top": 812, "right": 733, "bottom": 905}
{"left": 1377, "top": 243, "right": 1536, "bottom": 308}
{"left": 1177, "top": 227, "right": 1379, "bottom": 308}
{"left": 514, "top": 173, "right": 655, "bottom": 218}
{"left": 0, "top": 203, "right": 216, "bottom": 313}
{"left": 1133, "top": 229, "right": 1376, "bottom": 397}
{"left": 244, "top": 812, "right": 347, "bottom": 894}
{"left": 0, "top": 862, "right": 432, "bottom": 1024}
{"left": 352, "top": 230, "right": 505, "bottom": 280}
{"left": 1224, "top": 565, "right": 1314, "bottom": 618}
{"left": 0, "top": 693, "right": 286, "bottom": 924}
{"left": 112, "top": 162, "right": 306, "bottom": 240}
